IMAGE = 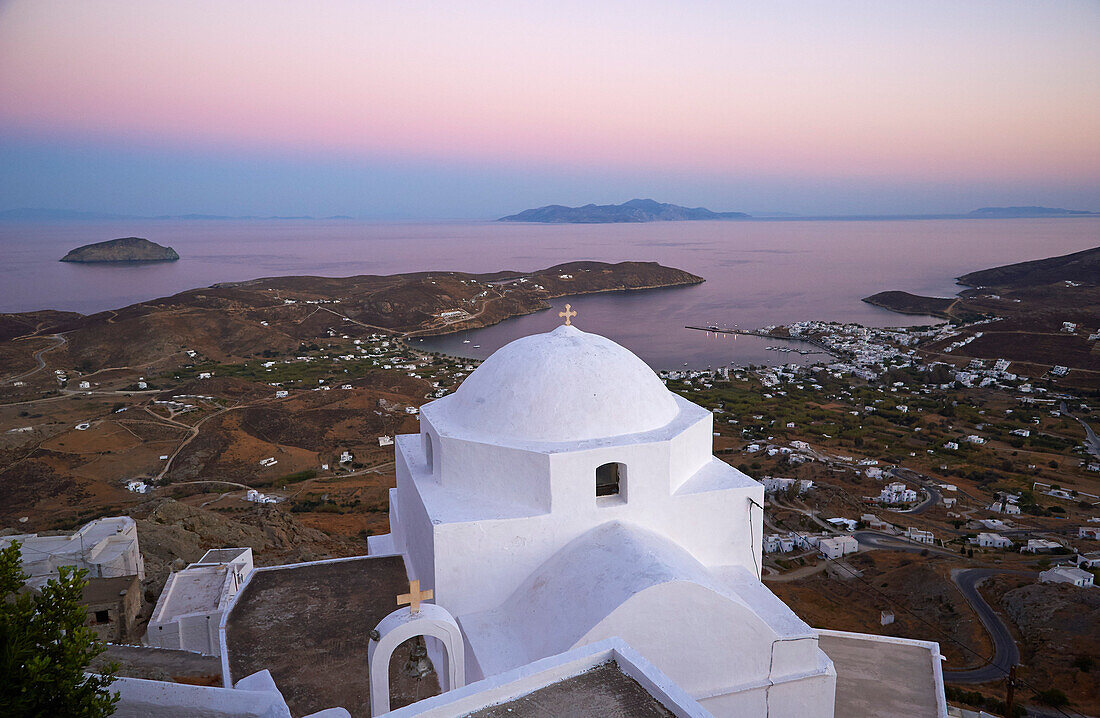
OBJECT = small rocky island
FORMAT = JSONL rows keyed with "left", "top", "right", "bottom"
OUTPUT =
{"left": 60, "top": 237, "right": 179, "bottom": 263}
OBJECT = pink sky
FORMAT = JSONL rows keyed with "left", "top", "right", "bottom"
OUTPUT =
{"left": 0, "top": 0, "right": 1098, "bottom": 215}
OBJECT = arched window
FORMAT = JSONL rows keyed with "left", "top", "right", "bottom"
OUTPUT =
{"left": 423, "top": 433, "right": 434, "bottom": 472}
{"left": 596, "top": 462, "right": 625, "bottom": 499}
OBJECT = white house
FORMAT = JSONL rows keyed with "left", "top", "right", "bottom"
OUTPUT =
{"left": 818, "top": 536, "right": 859, "bottom": 560}
{"left": 873, "top": 482, "right": 917, "bottom": 505}
{"left": 904, "top": 528, "right": 934, "bottom": 544}
{"left": 1039, "top": 566, "right": 1094, "bottom": 588}
{"left": 0, "top": 516, "right": 145, "bottom": 589}
{"left": 988, "top": 500, "right": 1021, "bottom": 515}
{"left": 975, "top": 533, "right": 1013, "bottom": 549}
{"left": 1076, "top": 552, "right": 1100, "bottom": 569}
{"left": 146, "top": 548, "right": 254, "bottom": 655}
{"left": 761, "top": 477, "right": 813, "bottom": 495}
{"left": 1022, "top": 539, "right": 1063, "bottom": 553}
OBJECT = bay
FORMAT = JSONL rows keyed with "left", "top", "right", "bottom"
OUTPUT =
{"left": 1, "top": 217, "right": 1094, "bottom": 369}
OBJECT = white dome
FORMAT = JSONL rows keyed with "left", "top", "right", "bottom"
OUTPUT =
{"left": 435, "top": 325, "right": 680, "bottom": 443}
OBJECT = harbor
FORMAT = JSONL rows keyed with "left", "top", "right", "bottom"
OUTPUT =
{"left": 684, "top": 325, "right": 834, "bottom": 358}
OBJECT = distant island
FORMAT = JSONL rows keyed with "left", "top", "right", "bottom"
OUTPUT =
{"left": 0, "top": 208, "right": 354, "bottom": 221}
{"left": 60, "top": 237, "right": 180, "bottom": 263}
{"left": 966, "top": 206, "right": 1098, "bottom": 218}
{"left": 498, "top": 198, "right": 750, "bottom": 223}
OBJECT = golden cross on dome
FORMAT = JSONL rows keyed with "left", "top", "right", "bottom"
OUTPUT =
{"left": 397, "top": 579, "right": 433, "bottom": 615}
{"left": 559, "top": 304, "right": 577, "bottom": 326}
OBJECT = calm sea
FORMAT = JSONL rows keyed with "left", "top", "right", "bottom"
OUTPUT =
{"left": 1, "top": 218, "right": 1095, "bottom": 369}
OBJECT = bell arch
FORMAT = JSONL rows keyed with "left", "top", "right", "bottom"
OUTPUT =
{"left": 367, "top": 602, "right": 464, "bottom": 716}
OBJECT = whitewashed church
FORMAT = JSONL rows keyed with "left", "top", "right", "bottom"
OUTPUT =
{"left": 111, "top": 319, "right": 949, "bottom": 717}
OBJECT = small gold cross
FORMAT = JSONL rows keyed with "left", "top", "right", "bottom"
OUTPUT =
{"left": 559, "top": 304, "right": 577, "bottom": 326}
{"left": 397, "top": 579, "right": 433, "bottom": 614}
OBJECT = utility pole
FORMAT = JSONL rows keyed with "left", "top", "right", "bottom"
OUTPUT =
{"left": 1005, "top": 664, "right": 1017, "bottom": 717}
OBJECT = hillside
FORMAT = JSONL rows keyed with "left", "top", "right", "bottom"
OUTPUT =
{"left": 1, "top": 260, "right": 702, "bottom": 375}
{"left": 498, "top": 198, "right": 749, "bottom": 223}
{"left": 863, "top": 246, "right": 1100, "bottom": 384}
{"left": 60, "top": 237, "right": 180, "bottom": 263}
{"left": 957, "top": 245, "right": 1100, "bottom": 288}
{"left": 861, "top": 291, "right": 954, "bottom": 318}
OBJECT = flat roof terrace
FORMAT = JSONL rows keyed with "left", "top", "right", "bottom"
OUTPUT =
{"left": 225, "top": 555, "right": 437, "bottom": 717}
{"left": 466, "top": 662, "right": 676, "bottom": 718}
{"left": 819, "top": 630, "right": 946, "bottom": 718}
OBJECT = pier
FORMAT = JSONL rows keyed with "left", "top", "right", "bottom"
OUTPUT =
{"left": 684, "top": 326, "right": 837, "bottom": 357}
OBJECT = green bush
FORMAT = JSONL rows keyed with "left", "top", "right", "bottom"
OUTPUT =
{"left": 0, "top": 542, "right": 118, "bottom": 718}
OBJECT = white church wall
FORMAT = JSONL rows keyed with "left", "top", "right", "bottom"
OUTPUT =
{"left": 666, "top": 409, "right": 716, "bottom": 492}
{"left": 394, "top": 436, "right": 435, "bottom": 588}
{"left": 579, "top": 582, "right": 834, "bottom": 718}
{"left": 397, "top": 433, "right": 764, "bottom": 619}
{"left": 546, "top": 440, "right": 670, "bottom": 510}
{"left": 660, "top": 465, "right": 763, "bottom": 575}
{"left": 432, "top": 431, "right": 552, "bottom": 513}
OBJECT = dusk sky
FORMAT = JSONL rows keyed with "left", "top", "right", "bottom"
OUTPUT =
{"left": 1, "top": 0, "right": 1098, "bottom": 218}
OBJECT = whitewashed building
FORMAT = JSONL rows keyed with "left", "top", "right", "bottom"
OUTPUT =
{"left": 379, "top": 325, "right": 842, "bottom": 715}
{"left": 818, "top": 536, "right": 859, "bottom": 559}
{"left": 147, "top": 548, "right": 254, "bottom": 655}
{"left": 975, "top": 533, "right": 1013, "bottom": 549}
{"left": 1039, "top": 566, "right": 1094, "bottom": 588}
{"left": 121, "top": 324, "right": 947, "bottom": 718}
{"left": 0, "top": 516, "right": 144, "bottom": 589}
{"left": 1022, "top": 539, "right": 1063, "bottom": 553}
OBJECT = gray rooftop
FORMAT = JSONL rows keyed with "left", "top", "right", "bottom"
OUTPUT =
{"left": 225, "top": 555, "right": 436, "bottom": 717}
{"left": 464, "top": 661, "right": 676, "bottom": 718}
{"left": 820, "top": 632, "right": 944, "bottom": 718}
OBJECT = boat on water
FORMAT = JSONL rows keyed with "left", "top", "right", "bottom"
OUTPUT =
{"left": 462, "top": 339, "right": 471, "bottom": 343}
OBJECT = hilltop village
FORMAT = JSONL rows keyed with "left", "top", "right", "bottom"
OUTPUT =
{"left": 0, "top": 252, "right": 1097, "bottom": 715}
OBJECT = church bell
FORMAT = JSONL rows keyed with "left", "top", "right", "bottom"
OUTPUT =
{"left": 401, "top": 640, "right": 432, "bottom": 679}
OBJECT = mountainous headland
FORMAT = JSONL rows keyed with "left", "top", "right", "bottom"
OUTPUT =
{"left": 498, "top": 198, "right": 750, "bottom": 223}
{"left": 863, "top": 245, "right": 1100, "bottom": 380}
{"left": 0, "top": 259, "right": 700, "bottom": 533}
{"left": 60, "top": 237, "right": 180, "bottom": 263}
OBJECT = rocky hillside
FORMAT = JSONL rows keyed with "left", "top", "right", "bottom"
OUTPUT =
{"left": 1, "top": 260, "right": 702, "bottom": 373}
{"left": 994, "top": 577, "right": 1100, "bottom": 714}
{"left": 131, "top": 498, "right": 362, "bottom": 599}
{"left": 956, "top": 245, "right": 1099, "bottom": 288}
{"left": 60, "top": 237, "right": 179, "bottom": 263}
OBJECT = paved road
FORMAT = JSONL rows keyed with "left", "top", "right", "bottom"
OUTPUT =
{"left": 889, "top": 467, "right": 941, "bottom": 515}
{"left": 853, "top": 530, "right": 957, "bottom": 557}
{"left": 943, "top": 568, "right": 1035, "bottom": 684}
{"left": 3, "top": 334, "right": 66, "bottom": 384}
{"left": 1063, "top": 401, "right": 1100, "bottom": 461}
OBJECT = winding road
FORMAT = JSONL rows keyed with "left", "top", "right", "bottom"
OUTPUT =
{"left": 1062, "top": 401, "right": 1100, "bottom": 461}
{"left": 888, "top": 467, "right": 941, "bottom": 515}
{"left": 3, "top": 333, "right": 67, "bottom": 384}
{"left": 943, "top": 568, "right": 1034, "bottom": 684}
{"left": 853, "top": 532, "right": 1033, "bottom": 686}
